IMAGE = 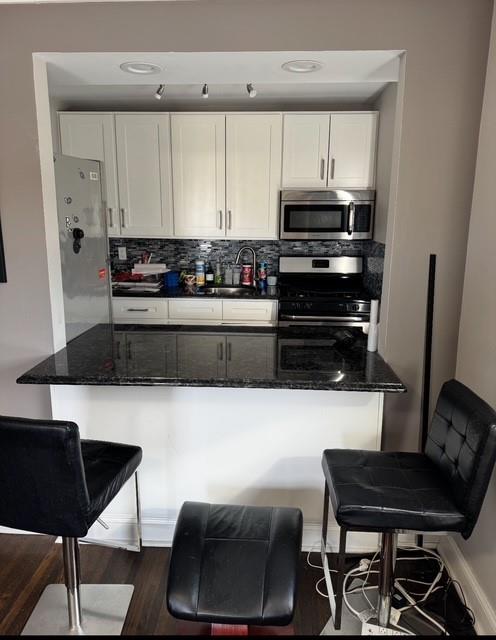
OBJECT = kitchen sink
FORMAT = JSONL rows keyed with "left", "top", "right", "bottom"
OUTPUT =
{"left": 203, "top": 286, "right": 257, "bottom": 297}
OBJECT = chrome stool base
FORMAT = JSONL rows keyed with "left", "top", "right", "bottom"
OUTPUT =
{"left": 22, "top": 584, "right": 134, "bottom": 636}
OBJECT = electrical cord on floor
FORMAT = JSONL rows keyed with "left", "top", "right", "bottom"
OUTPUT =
{"left": 311, "top": 542, "right": 476, "bottom": 635}
{"left": 342, "top": 565, "right": 416, "bottom": 635}
{"left": 306, "top": 546, "right": 327, "bottom": 570}
{"left": 439, "top": 578, "right": 475, "bottom": 633}
{"left": 315, "top": 576, "right": 328, "bottom": 598}
{"left": 395, "top": 578, "right": 448, "bottom": 635}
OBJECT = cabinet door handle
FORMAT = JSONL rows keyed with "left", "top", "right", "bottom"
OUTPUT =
{"left": 120, "top": 208, "right": 126, "bottom": 228}
{"left": 127, "top": 341, "right": 132, "bottom": 360}
{"left": 126, "top": 308, "right": 150, "bottom": 312}
{"left": 115, "top": 340, "right": 121, "bottom": 360}
{"left": 218, "top": 210, "right": 223, "bottom": 229}
{"left": 330, "top": 158, "right": 336, "bottom": 180}
{"left": 228, "top": 210, "right": 232, "bottom": 230}
{"left": 108, "top": 207, "right": 114, "bottom": 228}
{"left": 227, "top": 341, "right": 232, "bottom": 361}
{"left": 218, "top": 341, "right": 224, "bottom": 360}
{"left": 320, "top": 158, "right": 325, "bottom": 180}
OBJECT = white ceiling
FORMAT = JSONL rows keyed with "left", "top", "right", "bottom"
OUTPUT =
{"left": 42, "top": 50, "right": 402, "bottom": 109}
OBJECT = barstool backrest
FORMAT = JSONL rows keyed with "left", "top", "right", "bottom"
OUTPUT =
{"left": 0, "top": 415, "right": 90, "bottom": 537}
{"left": 425, "top": 379, "right": 496, "bottom": 538}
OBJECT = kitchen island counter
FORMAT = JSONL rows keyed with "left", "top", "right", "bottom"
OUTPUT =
{"left": 14, "top": 324, "right": 405, "bottom": 551}
{"left": 17, "top": 324, "right": 405, "bottom": 393}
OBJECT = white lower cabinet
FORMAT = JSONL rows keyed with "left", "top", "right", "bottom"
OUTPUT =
{"left": 112, "top": 298, "right": 169, "bottom": 324}
{"left": 168, "top": 299, "right": 223, "bottom": 322}
{"left": 222, "top": 300, "right": 278, "bottom": 324}
{"left": 112, "top": 297, "right": 277, "bottom": 325}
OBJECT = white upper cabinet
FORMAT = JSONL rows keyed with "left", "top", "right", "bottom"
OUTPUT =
{"left": 328, "top": 113, "right": 378, "bottom": 188}
{"left": 115, "top": 114, "right": 173, "bottom": 237}
{"left": 282, "top": 112, "right": 378, "bottom": 189}
{"left": 171, "top": 114, "right": 226, "bottom": 238}
{"left": 226, "top": 114, "right": 282, "bottom": 239}
{"left": 282, "top": 114, "right": 330, "bottom": 188}
{"left": 61, "top": 110, "right": 377, "bottom": 240}
{"left": 59, "top": 112, "right": 120, "bottom": 235}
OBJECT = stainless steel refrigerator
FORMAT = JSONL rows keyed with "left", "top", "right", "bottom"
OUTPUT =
{"left": 54, "top": 154, "right": 111, "bottom": 342}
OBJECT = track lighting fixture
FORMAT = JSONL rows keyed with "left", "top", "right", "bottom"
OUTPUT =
{"left": 202, "top": 83, "right": 209, "bottom": 99}
{"left": 246, "top": 83, "right": 257, "bottom": 98}
{"left": 154, "top": 84, "right": 165, "bottom": 100}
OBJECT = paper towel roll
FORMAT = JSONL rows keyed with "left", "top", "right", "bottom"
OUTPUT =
{"left": 370, "top": 299, "right": 379, "bottom": 325}
{"left": 367, "top": 299, "right": 379, "bottom": 352}
{"left": 367, "top": 323, "right": 378, "bottom": 352}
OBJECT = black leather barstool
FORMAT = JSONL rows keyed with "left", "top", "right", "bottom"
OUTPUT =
{"left": 0, "top": 415, "right": 142, "bottom": 636}
{"left": 321, "top": 379, "right": 496, "bottom": 630}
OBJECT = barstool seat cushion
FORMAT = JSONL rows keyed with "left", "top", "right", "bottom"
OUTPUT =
{"left": 166, "top": 501, "right": 303, "bottom": 626}
{"left": 81, "top": 439, "right": 142, "bottom": 529}
{"left": 322, "top": 449, "right": 465, "bottom": 533}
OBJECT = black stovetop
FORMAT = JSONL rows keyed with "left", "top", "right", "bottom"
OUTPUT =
{"left": 278, "top": 274, "right": 371, "bottom": 304}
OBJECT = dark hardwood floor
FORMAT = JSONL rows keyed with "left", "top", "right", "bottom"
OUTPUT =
{"left": 0, "top": 535, "right": 330, "bottom": 636}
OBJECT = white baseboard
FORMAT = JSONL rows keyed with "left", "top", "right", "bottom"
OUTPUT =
{"left": 10, "top": 515, "right": 435, "bottom": 555}
{"left": 438, "top": 536, "right": 496, "bottom": 636}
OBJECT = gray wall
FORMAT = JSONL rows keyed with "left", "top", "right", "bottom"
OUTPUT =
{"left": 456, "top": 7, "right": 496, "bottom": 612}
{"left": 373, "top": 82, "right": 398, "bottom": 245}
{"left": 0, "top": 0, "right": 492, "bottom": 450}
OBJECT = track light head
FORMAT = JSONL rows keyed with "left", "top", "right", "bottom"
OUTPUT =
{"left": 154, "top": 84, "right": 165, "bottom": 100}
{"left": 247, "top": 83, "right": 257, "bottom": 98}
{"left": 202, "top": 83, "right": 209, "bottom": 99}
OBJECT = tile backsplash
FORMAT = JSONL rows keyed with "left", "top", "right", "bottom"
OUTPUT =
{"left": 110, "top": 238, "right": 386, "bottom": 298}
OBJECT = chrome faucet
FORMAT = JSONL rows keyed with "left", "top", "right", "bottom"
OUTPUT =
{"left": 235, "top": 246, "right": 257, "bottom": 286}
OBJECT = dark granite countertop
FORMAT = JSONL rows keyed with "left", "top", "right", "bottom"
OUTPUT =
{"left": 111, "top": 285, "right": 280, "bottom": 300}
{"left": 17, "top": 324, "right": 406, "bottom": 393}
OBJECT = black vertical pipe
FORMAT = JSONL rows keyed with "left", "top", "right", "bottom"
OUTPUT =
{"left": 417, "top": 254, "right": 436, "bottom": 551}
{"left": 420, "top": 254, "right": 437, "bottom": 451}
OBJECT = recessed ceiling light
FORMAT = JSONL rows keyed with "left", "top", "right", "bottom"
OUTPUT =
{"left": 120, "top": 61, "right": 162, "bottom": 75}
{"left": 281, "top": 60, "right": 323, "bottom": 73}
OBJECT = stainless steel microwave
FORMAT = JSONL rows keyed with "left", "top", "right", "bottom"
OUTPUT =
{"left": 279, "top": 190, "right": 375, "bottom": 240}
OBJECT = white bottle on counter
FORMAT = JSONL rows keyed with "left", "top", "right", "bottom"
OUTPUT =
{"left": 367, "top": 299, "right": 379, "bottom": 352}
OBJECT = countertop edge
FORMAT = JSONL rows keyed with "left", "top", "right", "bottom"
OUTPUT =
{"left": 16, "top": 374, "right": 406, "bottom": 393}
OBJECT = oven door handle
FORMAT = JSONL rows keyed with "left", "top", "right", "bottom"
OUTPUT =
{"left": 347, "top": 202, "right": 355, "bottom": 236}
{"left": 279, "top": 314, "right": 367, "bottom": 322}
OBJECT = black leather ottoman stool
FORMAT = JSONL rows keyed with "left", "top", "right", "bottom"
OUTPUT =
{"left": 167, "top": 501, "right": 303, "bottom": 636}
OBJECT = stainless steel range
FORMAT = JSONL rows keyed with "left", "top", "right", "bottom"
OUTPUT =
{"left": 277, "top": 256, "right": 371, "bottom": 331}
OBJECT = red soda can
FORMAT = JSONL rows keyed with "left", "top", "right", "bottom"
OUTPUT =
{"left": 241, "top": 263, "right": 253, "bottom": 286}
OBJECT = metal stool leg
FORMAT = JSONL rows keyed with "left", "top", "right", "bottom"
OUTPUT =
{"left": 62, "top": 537, "right": 83, "bottom": 632}
{"left": 22, "top": 536, "right": 135, "bottom": 635}
{"left": 320, "top": 482, "right": 348, "bottom": 631}
{"left": 377, "top": 532, "right": 397, "bottom": 627}
{"left": 334, "top": 527, "right": 347, "bottom": 630}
